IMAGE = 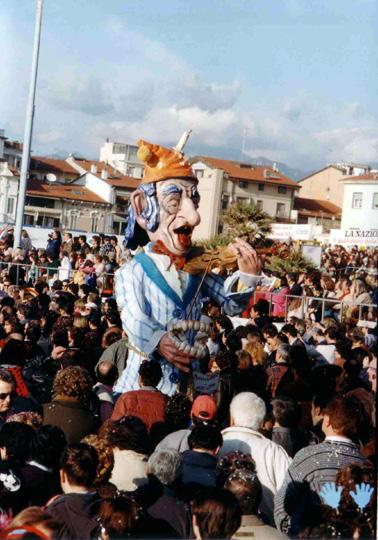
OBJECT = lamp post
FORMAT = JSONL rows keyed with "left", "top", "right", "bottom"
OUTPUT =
{"left": 14, "top": 0, "right": 44, "bottom": 247}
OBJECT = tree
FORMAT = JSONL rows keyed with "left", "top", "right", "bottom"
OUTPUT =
{"left": 266, "top": 249, "right": 315, "bottom": 275}
{"left": 222, "top": 201, "right": 273, "bottom": 245}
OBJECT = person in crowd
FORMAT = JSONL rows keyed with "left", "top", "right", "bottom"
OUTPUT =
{"left": 107, "top": 415, "right": 149, "bottom": 491}
{"left": 219, "top": 392, "right": 291, "bottom": 523}
{"left": 266, "top": 343, "right": 294, "bottom": 398}
{"left": 46, "top": 229, "right": 62, "bottom": 261}
{"left": 46, "top": 443, "right": 100, "bottom": 540}
{"left": 111, "top": 360, "right": 166, "bottom": 430}
{"left": 191, "top": 487, "right": 241, "bottom": 540}
{"left": 271, "top": 396, "right": 306, "bottom": 457}
{"left": 274, "top": 396, "right": 366, "bottom": 535}
{"left": 225, "top": 468, "right": 283, "bottom": 539}
{"left": 286, "top": 272, "right": 303, "bottom": 297}
{"left": 93, "top": 361, "right": 118, "bottom": 423}
{"left": 156, "top": 394, "right": 218, "bottom": 453}
{"left": 43, "top": 366, "right": 97, "bottom": 443}
{"left": 181, "top": 424, "right": 223, "bottom": 498}
{"left": 146, "top": 449, "right": 192, "bottom": 538}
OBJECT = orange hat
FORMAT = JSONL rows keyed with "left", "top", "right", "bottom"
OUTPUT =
{"left": 191, "top": 395, "right": 217, "bottom": 420}
{"left": 137, "top": 135, "right": 196, "bottom": 184}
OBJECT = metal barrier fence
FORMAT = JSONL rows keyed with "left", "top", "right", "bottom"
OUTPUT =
{"left": 252, "top": 291, "right": 377, "bottom": 323}
{"left": 0, "top": 261, "right": 115, "bottom": 294}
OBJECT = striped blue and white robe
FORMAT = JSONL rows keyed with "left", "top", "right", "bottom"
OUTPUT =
{"left": 114, "top": 243, "right": 261, "bottom": 395}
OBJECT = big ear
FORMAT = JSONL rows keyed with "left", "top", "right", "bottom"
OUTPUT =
{"left": 131, "top": 189, "right": 147, "bottom": 230}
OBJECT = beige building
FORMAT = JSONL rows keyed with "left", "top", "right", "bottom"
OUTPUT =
{"left": 190, "top": 156, "right": 299, "bottom": 241}
{"left": 298, "top": 163, "right": 371, "bottom": 208}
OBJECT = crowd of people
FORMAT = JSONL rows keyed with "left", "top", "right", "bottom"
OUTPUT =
{"left": 0, "top": 228, "right": 376, "bottom": 539}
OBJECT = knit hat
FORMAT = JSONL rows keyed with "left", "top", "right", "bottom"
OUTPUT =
{"left": 191, "top": 395, "right": 217, "bottom": 420}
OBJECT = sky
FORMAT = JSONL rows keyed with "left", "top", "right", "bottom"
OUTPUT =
{"left": 0, "top": 0, "right": 377, "bottom": 173}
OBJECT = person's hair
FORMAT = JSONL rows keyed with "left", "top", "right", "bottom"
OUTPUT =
{"left": 138, "top": 360, "right": 162, "bottom": 387}
{"left": 0, "top": 422, "right": 36, "bottom": 462}
{"left": 325, "top": 326, "right": 340, "bottom": 341}
{"left": 224, "top": 330, "right": 242, "bottom": 353}
{"left": 188, "top": 425, "right": 223, "bottom": 452}
{"left": 321, "top": 274, "right": 335, "bottom": 291}
{"left": 217, "top": 451, "right": 256, "bottom": 487}
{"left": 244, "top": 325, "right": 263, "bottom": 342}
{"left": 277, "top": 342, "right": 290, "bottom": 362}
{"left": 6, "top": 411, "right": 43, "bottom": 430}
{"left": 164, "top": 393, "right": 192, "bottom": 430}
{"left": 82, "top": 434, "right": 114, "bottom": 485}
{"left": 237, "top": 350, "right": 252, "bottom": 370}
{"left": 252, "top": 299, "right": 269, "bottom": 316}
{"left": 98, "top": 494, "right": 138, "bottom": 539}
{"left": 214, "top": 350, "right": 235, "bottom": 371}
{"left": 215, "top": 315, "right": 233, "bottom": 334}
{"left": 96, "top": 361, "right": 119, "bottom": 386}
{"left": 324, "top": 396, "right": 361, "bottom": 439}
{"left": 244, "top": 341, "right": 266, "bottom": 365}
{"left": 230, "top": 392, "right": 266, "bottom": 431}
{"left": 262, "top": 324, "right": 278, "bottom": 338}
{"left": 224, "top": 470, "right": 262, "bottom": 515}
{"left": 30, "top": 425, "right": 66, "bottom": 469}
{"left": 56, "top": 296, "right": 74, "bottom": 316}
{"left": 60, "top": 443, "right": 98, "bottom": 488}
{"left": 148, "top": 449, "right": 182, "bottom": 485}
{"left": 287, "top": 272, "right": 297, "bottom": 283}
{"left": 281, "top": 324, "right": 298, "bottom": 338}
{"left": 8, "top": 506, "right": 63, "bottom": 537}
{"left": 107, "top": 416, "right": 149, "bottom": 454}
{"left": 191, "top": 487, "right": 241, "bottom": 539}
{"left": 0, "top": 340, "right": 27, "bottom": 367}
{"left": 52, "top": 366, "right": 93, "bottom": 407}
{"left": 0, "top": 367, "right": 15, "bottom": 386}
{"left": 271, "top": 397, "right": 300, "bottom": 428}
{"left": 105, "top": 310, "right": 122, "bottom": 327}
{"left": 312, "top": 391, "right": 333, "bottom": 412}
{"left": 102, "top": 327, "right": 122, "bottom": 348}
{"left": 25, "top": 320, "right": 41, "bottom": 343}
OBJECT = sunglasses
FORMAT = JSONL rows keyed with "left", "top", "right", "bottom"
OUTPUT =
{"left": 0, "top": 392, "right": 14, "bottom": 400}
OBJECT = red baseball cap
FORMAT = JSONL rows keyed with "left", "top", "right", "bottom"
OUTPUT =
{"left": 191, "top": 395, "right": 217, "bottom": 420}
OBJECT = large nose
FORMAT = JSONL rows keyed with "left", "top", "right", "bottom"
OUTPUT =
{"left": 180, "top": 197, "right": 201, "bottom": 227}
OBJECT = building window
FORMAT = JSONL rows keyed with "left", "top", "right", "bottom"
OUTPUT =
{"left": 195, "top": 170, "right": 204, "bottom": 179}
{"left": 218, "top": 224, "right": 223, "bottom": 234}
{"left": 352, "top": 192, "right": 363, "bottom": 209}
{"left": 6, "top": 197, "right": 15, "bottom": 215}
{"left": 23, "top": 214, "right": 35, "bottom": 226}
{"left": 276, "top": 203, "right": 286, "bottom": 217}
{"left": 69, "top": 212, "right": 78, "bottom": 230}
{"left": 373, "top": 193, "right": 378, "bottom": 209}
{"left": 222, "top": 194, "right": 230, "bottom": 210}
{"left": 256, "top": 200, "right": 263, "bottom": 210}
{"left": 25, "top": 196, "right": 55, "bottom": 208}
{"left": 91, "top": 215, "right": 99, "bottom": 232}
{"left": 238, "top": 180, "right": 247, "bottom": 189}
{"left": 278, "top": 186, "right": 287, "bottom": 194}
{"left": 258, "top": 183, "right": 265, "bottom": 191}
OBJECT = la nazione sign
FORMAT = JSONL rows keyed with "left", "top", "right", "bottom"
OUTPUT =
{"left": 329, "top": 228, "right": 378, "bottom": 246}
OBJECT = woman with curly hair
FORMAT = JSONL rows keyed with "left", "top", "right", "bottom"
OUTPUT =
{"left": 81, "top": 434, "right": 114, "bottom": 488}
{"left": 42, "top": 366, "right": 97, "bottom": 443}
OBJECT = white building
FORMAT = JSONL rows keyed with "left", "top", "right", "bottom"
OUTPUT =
{"left": 190, "top": 156, "right": 299, "bottom": 240}
{"left": 329, "top": 172, "right": 378, "bottom": 246}
{"left": 99, "top": 140, "right": 144, "bottom": 179}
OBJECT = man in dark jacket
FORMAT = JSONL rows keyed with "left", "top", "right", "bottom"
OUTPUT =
{"left": 181, "top": 424, "right": 223, "bottom": 500}
{"left": 46, "top": 443, "right": 100, "bottom": 540}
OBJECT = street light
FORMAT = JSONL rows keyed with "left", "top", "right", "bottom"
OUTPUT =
{"left": 14, "top": 0, "right": 44, "bottom": 247}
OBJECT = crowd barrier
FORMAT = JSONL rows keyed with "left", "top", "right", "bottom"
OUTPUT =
{"left": 251, "top": 291, "right": 377, "bottom": 323}
{"left": 0, "top": 261, "right": 115, "bottom": 295}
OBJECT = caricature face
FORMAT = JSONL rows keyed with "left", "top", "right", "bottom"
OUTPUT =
{"left": 134, "top": 178, "right": 201, "bottom": 255}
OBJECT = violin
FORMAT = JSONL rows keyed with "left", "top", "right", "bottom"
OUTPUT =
{"left": 183, "top": 244, "right": 289, "bottom": 275}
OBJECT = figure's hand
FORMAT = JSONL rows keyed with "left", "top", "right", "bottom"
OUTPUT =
{"left": 229, "top": 238, "right": 261, "bottom": 275}
{"left": 350, "top": 483, "right": 375, "bottom": 511}
{"left": 157, "top": 333, "right": 192, "bottom": 373}
{"left": 319, "top": 482, "right": 343, "bottom": 510}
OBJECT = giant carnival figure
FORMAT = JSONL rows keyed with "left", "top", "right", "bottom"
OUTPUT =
{"left": 114, "top": 133, "right": 264, "bottom": 395}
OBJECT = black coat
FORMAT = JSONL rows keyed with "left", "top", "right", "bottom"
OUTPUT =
{"left": 47, "top": 492, "right": 100, "bottom": 540}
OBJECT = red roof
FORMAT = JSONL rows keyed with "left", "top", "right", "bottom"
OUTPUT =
{"left": 26, "top": 179, "right": 109, "bottom": 204}
{"left": 74, "top": 159, "right": 140, "bottom": 189}
{"left": 340, "top": 172, "right": 378, "bottom": 182}
{"left": 294, "top": 197, "right": 341, "bottom": 217}
{"left": 194, "top": 156, "right": 298, "bottom": 187}
{"left": 31, "top": 157, "right": 78, "bottom": 175}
